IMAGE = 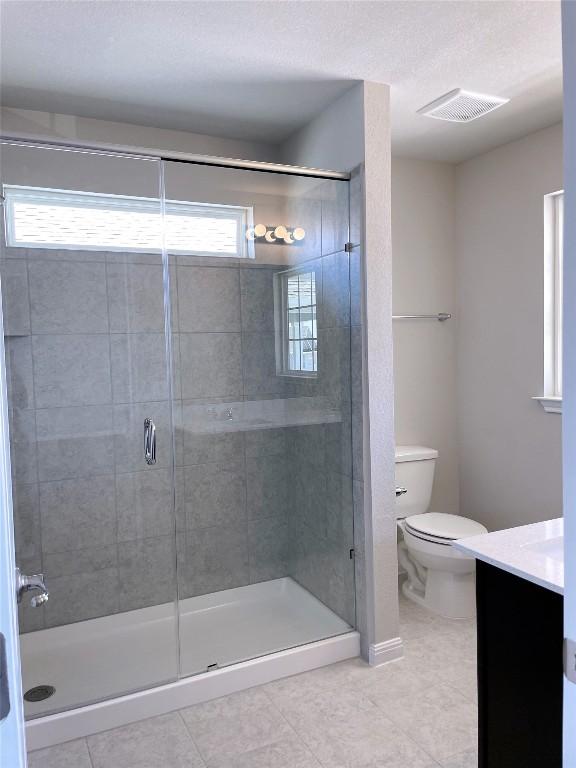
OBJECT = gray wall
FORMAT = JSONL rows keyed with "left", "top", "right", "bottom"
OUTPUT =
{"left": 172, "top": 261, "right": 293, "bottom": 602}
{"left": 286, "top": 248, "right": 356, "bottom": 626}
{"left": 2, "top": 244, "right": 180, "bottom": 633}
{"left": 392, "top": 157, "right": 459, "bottom": 515}
{"left": 3, "top": 176, "right": 356, "bottom": 632}
{"left": 283, "top": 82, "right": 398, "bottom": 663}
{"left": 456, "top": 122, "right": 563, "bottom": 532}
{"left": 0, "top": 106, "right": 279, "bottom": 163}
{"left": 172, "top": 251, "right": 356, "bottom": 630}
{"left": 1, "top": 102, "right": 377, "bottom": 648}
{"left": 2, "top": 244, "right": 177, "bottom": 632}
{"left": 280, "top": 84, "right": 365, "bottom": 172}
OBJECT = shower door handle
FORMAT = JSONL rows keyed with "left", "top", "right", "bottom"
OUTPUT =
{"left": 144, "top": 418, "right": 156, "bottom": 465}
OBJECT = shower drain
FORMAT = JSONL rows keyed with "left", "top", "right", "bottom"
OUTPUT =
{"left": 24, "top": 685, "right": 55, "bottom": 702}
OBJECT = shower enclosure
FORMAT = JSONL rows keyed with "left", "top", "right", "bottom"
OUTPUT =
{"left": 0, "top": 140, "right": 356, "bottom": 720}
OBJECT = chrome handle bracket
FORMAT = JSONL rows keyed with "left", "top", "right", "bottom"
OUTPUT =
{"left": 144, "top": 418, "right": 156, "bottom": 465}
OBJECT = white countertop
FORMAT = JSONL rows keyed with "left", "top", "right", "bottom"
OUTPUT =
{"left": 454, "top": 518, "right": 564, "bottom": 595}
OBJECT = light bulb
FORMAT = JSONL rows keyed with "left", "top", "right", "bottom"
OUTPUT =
{"left": 265, "top": 230, "right": 276, "bottom": 242}
{"left": 274, "top": 225, "right": 288, "bottom": 239}
{"left": 245, "top": 228, "right": 255, "bottom": 240}
{"left": 283, "top": 233, "right": 294, "bottom": 244}
{"left": 292, "top": 227, "right": 305, "bottom": 241}
{"left": 254, "top": 224, "right": 266, "bottom": 238}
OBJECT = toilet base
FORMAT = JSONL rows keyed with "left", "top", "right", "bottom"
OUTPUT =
{"left": 402, "top": 568, "right": 477, "bottom": 620}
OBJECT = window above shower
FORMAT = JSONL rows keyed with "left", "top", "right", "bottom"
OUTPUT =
{"left": 2, "top": 185, "right": 255, "bottom": 259}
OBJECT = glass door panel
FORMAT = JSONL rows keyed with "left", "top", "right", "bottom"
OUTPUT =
{"left": 0, "top": 142, "right": 179, "bottom": 716}
{"left": 162, "top": 160, "right": 355, "bottom": 677}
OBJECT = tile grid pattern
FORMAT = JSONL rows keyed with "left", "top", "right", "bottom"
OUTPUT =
{"left": 3, "top": 250, "right": 182, "bottom": 631}
{"left": 28, "top": 593, "right": 478, "bottom": 768}
{"left": 4, "top": 250, "right": 305, "bottom": 629}
{"left": 4, "top": 177, "right": 357, "bottom": 633}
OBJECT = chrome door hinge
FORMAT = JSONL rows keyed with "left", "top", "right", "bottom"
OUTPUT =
{"left": 344, "top": 242, "right": 354, "bottom": 252}
{"left": 564, "top": 637, "right": 576, "bottom": 684}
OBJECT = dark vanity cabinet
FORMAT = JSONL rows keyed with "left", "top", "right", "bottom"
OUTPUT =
{"left": 476, "top": 560, "right": 564, "bottom": 768}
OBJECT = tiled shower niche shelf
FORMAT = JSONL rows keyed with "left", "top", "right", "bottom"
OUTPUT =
{"left": 188, "top": 397, "right": 342, "bottom": 434}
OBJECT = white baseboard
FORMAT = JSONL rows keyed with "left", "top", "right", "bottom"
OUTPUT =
{"left": 26, "top": 631, "right": 360, "bottom": 751}
{"left": 368, "top": 636, "right": 403, "bottom": 666}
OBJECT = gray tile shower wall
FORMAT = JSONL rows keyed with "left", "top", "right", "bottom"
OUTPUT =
{"left": 3, "top": 241, "right": 357, "bottom": 631}
{"left": 1, "top": 247, "right": 180, "bottom": 631}
{"left": 173, "top": 263, "right": 290, "bottom": 600}
{"left": 284, "top": 250, "right": 356, "bottom": 627}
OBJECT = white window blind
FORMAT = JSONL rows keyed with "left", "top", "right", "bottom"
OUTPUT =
{"left": 3, "top": 185, "right": 254, "bottom": 258}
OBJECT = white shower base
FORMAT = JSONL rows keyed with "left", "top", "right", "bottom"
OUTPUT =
{"left": 22, "top": 577, "right": 359, "bottom": 749}
{"left": 179, "top": 576, "right": 351, "bottom": 676}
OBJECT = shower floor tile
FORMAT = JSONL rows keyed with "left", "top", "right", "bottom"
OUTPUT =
{"left": 28, "top": 588, "right": 478, "bottom": 767}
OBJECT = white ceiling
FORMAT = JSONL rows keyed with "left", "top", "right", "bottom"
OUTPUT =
{"left": 0, "top": 0, "right": 563, "bottom": 163}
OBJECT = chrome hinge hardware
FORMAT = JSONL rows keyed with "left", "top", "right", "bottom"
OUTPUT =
{"left": 564, "top": 637, "right": 576, "bottom": 684}
{"left": 344, "top": 242, "right": 354, "bottom": 252}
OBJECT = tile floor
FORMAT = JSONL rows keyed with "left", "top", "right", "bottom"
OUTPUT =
{"left": 27, "top": 591, "right": 478, "bottom": 768}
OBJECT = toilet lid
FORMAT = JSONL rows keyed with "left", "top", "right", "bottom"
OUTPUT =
{"left": 405, "top": 512, "right": 487, "bottom": 541}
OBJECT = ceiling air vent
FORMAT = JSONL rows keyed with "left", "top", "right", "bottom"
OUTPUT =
{"left": 417, "top": 89, "right": 509, "bottom": 123}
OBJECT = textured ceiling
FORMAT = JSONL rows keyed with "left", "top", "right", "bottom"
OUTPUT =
{"left": 0, "top": 0, "right": 563, "bottom": 162}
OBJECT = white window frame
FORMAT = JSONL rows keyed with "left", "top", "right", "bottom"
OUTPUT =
{"left": 535, "top": 190, "right": 564, "bottom": 413}
{"left": 2, "top": 185, "right": 254, "bottom": 259}
{"left": 274, "top": 266, "right": 318, "bottom": 378}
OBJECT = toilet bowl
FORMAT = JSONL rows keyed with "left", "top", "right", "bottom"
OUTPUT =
{"left": 396, "top": 446, "right": 488, "bottom": 619}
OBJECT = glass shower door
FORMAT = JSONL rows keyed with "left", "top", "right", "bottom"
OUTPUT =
{"left": 0, "top": 142, "right": 179, "bottom": 716}
{"left": 162, "top": 160, "right": 356, "bottom": 677}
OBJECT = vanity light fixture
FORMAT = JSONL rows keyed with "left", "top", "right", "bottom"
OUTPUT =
{"left": 246, "top": 224, "right": 306, "bottom": 245}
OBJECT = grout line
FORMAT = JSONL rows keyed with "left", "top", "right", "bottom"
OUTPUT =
{"left": 103, "top": 257, "right": 121, "bottom": 620}
{"left": 23, "top": 256, "right": 46, "bottom": 630}
{"left": 176, "top": 709, "right": 209, "bottom": 766}
{"left": 83, "top": 736, "right": 96, "bottom": 768}
{"left": 258, "top": 686, "right": 326, "bottom": 767}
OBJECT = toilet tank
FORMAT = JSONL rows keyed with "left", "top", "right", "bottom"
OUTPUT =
{"left": 395, "top": 445, "right": 438, "bottom": 519}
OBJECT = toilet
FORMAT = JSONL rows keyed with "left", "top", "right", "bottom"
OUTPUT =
{"left": 395, "top": 445, "right": 487, "bottom": 619}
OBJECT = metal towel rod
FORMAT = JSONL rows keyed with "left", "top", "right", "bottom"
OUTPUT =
{"left": 392, "top": 313, "right": 451, "bottom": 321}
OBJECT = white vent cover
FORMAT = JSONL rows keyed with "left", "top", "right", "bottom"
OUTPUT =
{"left": 418, "top": 89, "right": 509, "bottom": 123}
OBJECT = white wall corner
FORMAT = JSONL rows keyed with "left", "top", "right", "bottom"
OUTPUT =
{"left": 368, "top": 637, "right": 403, "bottom": 667}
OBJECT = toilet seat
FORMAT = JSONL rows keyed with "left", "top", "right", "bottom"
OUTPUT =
{"left": 404, "top": 512, "right": 487, "bottom": 545}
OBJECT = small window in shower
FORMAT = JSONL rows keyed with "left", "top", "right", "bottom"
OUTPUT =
{"left": 3, "top": 185, "right": 254, "bottom": 259}
{"left": 275, "top": 267, "right": 318, "bottom": 376}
